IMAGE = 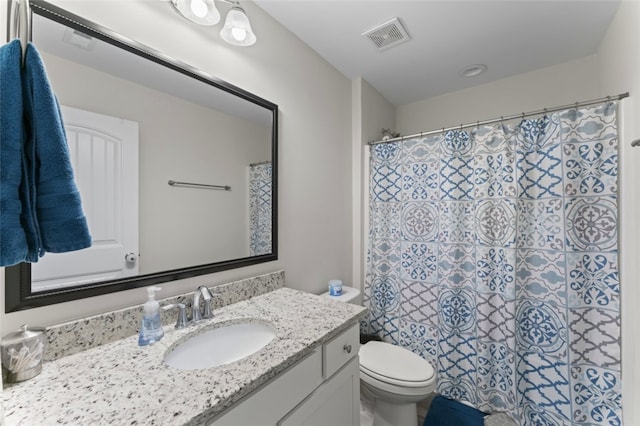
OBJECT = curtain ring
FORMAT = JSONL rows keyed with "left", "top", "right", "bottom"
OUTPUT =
{"left": 460, "top": 124, "right": 463, "bottom": 131}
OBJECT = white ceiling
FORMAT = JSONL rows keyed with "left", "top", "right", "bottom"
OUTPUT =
{"left": 253, "top": 0, "right": 621, "bottom": 106}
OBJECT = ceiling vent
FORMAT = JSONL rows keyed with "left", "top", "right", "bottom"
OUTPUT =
{"left": 362, "top": 17, "right": 410, "bottom": 51}
{"left": 62, "top": 28, "right": 97, "bottom": 51}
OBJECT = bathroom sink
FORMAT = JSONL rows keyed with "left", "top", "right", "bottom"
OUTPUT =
{"left": 164, "top": 321, "right": 277, "bottom": 370}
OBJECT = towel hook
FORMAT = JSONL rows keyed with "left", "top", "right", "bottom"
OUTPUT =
{"left": 10, "top": 0, "right": 31, "bottom": 67}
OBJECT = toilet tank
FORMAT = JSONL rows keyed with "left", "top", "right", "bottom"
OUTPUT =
{"left": 321, "top": 286, "right": 361, "bottom": 304}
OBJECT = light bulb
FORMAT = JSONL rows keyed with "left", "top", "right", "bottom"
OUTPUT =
{"left": 231, "top": 27, "right": 247, "bottom": 42}
{"left": 220, "top": 6, "right": 256, "bottom": 46}
{"left": 190, "top": 0, "right": 208, "bottom": 18}
{"left": 172, "top": 0, "right": 219, "bottom": 24}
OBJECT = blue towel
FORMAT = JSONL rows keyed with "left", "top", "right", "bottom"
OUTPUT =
{"left": 22, "top": 42, "right": 91, "bottom": 260}
{"left": 0, "top": 40, "right": 91, "bottom": 266}
{"left": 0, "top": 40, "right": 29, "bottom": 266}
{"left": 424, "top": 396, "right": 486, "bottom": 426}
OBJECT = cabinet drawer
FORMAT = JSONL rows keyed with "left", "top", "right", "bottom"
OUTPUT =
{"left": 323, "top": 323, "right": 359, "bottom": 378}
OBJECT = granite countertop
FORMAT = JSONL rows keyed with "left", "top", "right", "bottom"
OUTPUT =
{"left": 3, "top": 288, "right": 367, "bottom": 425}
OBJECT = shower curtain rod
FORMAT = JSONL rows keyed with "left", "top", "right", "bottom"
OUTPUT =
{"left": 368, "top": 92, "right": 630, "bottom": 146}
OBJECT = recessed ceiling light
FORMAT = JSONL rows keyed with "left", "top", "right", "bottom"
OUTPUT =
{"left": 460, "top": 64, "right": 487, "bottom": 78}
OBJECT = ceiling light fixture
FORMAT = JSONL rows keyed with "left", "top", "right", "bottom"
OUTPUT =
{"left": 170, "top": 0, "right": 256, "bottom": 46}
{"left": 171, "top": 0, "right": 221, "bottom": 26}
{"left": 460, "top": 64, "right": 487, "bottom": 78}
{"left": 220, "top": 4, "right": 256, "bottom": 46}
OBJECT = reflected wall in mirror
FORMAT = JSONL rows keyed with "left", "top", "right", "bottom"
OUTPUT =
{"left": 5, "top": 0, "right": 278, "bottom": 312}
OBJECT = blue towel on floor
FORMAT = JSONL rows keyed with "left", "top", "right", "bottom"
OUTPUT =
{"left": 22, "top": 42, "right": 91, "bottom": 259}
{"left": 424, "top": 396, "right": 486, "bottom": 426}
{"left": 0, "top": 40, "right": 29, "bottom": 266}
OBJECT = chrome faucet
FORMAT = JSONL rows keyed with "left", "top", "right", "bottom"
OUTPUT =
{"left": 192, "top": 285, "right": 215, "bottom": 322}
{"left": 163, "top": 303, "right": 189, "bottom": 329}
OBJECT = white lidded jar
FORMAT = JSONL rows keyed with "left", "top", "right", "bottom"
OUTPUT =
{"left": 1, "top": 324, "right": 45, "bottom": 383}
{"left": 328, "top": 279, "right": 343, "bottom": 296}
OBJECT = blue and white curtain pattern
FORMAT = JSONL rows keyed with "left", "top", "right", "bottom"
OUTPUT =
{"left": 249, "top": 162, "right": 272, "bottom": 256}
{"left": 363, "top": 103, "right": 621, "bottom": 425}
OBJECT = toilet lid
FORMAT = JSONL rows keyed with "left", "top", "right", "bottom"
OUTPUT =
{"left": 360, "top": 341, "right": 434, "bottom": 385}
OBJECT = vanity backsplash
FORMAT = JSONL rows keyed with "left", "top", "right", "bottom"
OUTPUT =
{"left": 43, "top": 270, "right": 285, "bottom": 361}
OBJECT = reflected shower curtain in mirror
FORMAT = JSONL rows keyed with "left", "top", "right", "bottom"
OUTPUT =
{"left": 249, "top": 162, "right": 272, "bottom": 256}
{"left": 363, "top": 103, "right": 621, "bottom": 425}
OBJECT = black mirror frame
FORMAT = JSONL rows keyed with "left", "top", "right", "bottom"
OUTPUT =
{"left": 4, "top": 0, "right": 278, "bottom": 312}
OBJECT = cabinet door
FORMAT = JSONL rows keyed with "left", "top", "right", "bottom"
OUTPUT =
{"left": 208, "top": 350, "right": 323, "bottom": 426}
{"left": 279, "top": 357, "right": 360, "bottom": 426}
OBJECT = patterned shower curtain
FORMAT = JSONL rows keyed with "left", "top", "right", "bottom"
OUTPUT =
{"left": 249, "top": 162, "right": 272, "bottom": 256}
{"left": 363, "top": 103, "right": 621, "bottom": 425}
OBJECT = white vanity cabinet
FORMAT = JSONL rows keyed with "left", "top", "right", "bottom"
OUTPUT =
{"left": 279, "top": 356, "right": 359, "bottom": 426}
{"left": 208, "top": 323, "right": 360, "bottom": 426}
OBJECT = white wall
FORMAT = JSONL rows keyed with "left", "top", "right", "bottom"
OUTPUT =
{"left": 0, "top": 0, "right": 352, "bottom": 333}
{"left": 396, "top": 55, "right": 599, "bottom": 135}
{"left": 596, "top": 2, "right": 640, "bottom": 425}
{"left": 351, "top": 78, "right": 395, "bottom": 295}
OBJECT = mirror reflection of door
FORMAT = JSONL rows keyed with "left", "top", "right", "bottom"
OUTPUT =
{"left": 30, "top": 106, "right": 139, "bottom": 292}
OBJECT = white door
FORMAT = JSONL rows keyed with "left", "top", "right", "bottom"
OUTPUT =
{"left": 31, "top": 106, "right": 139, "bottom": 292}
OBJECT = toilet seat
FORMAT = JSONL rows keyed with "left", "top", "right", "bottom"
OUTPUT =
{"left": 359, "top": 341, "right": 435, "bottom": 388}
{"left": 360, "top": 368, "right": 436, "bottom": 398}
{"left": 360, "top": 364, "right": 434, "bottom": 388}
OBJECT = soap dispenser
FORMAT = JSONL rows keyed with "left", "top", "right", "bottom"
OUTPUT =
{"left": 138, "top": 286, "right": 164, "bottom": 346}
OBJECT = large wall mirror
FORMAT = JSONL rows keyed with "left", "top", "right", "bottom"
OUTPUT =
{"left": 5, "top": 0, "right": 278, "bottom": 312}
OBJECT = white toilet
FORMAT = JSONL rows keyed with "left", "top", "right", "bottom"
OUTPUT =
{"left": 321, "top": 286, "right": 437, "bottom": 426}
{"left": 359, "top": 341, "right": 436, "bottom": 426}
